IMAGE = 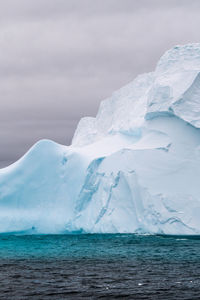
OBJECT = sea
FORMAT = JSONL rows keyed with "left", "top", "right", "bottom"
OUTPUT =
{"left": 0, "top": 234, "right": 200, "bottom": 299}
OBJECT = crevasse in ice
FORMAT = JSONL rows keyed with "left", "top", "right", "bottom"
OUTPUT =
{"left": 1, "top": 43, "right": 200, "bottom": 234}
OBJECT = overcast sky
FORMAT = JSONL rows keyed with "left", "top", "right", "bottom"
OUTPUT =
{"left": 1, "top": 0, "right": 200, "bottom": 167}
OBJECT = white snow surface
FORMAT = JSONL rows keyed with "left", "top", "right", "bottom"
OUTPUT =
{"left": 1, "top": 43, "right": 200, "bottom": 234}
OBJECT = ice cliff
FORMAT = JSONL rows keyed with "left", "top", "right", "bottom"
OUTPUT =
{"left": 1, "top": 43, "right": 200, "bottom": 234}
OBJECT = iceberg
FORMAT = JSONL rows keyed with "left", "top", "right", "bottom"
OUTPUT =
{"left": 1, "top": 43, "right": 200, "bottom": 234}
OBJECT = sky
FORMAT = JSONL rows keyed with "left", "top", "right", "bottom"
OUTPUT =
{"left": 1, "top": 0, "right": 200, "bottom": 167}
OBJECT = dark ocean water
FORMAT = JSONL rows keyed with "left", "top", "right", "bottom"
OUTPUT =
{"left": 0, "top": 234, "right": 200, "bottom": 299}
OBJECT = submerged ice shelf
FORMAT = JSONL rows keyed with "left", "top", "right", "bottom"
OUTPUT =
{"left": 1, "top": 43, "right": 200, "bottom": 234}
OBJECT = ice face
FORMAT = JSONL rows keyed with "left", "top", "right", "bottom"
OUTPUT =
{"left": 1, "top": 43, "right": 200, "bottom": 234}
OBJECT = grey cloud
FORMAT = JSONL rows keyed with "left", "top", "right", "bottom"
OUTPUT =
{"left": 0, "top": 119, "right": 76, "bottom": 165}
{"left": 0, "top": 0, "right": 200, "bottom": 21}
{"left": 1, "top": 0, "right": 200, "bottom": 167}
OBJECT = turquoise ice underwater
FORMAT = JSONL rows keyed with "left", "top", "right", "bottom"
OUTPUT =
{"left": 1, "top": 234, "right": 200, "bottom": 299}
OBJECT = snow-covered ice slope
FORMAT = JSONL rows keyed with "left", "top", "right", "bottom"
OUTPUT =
{"left": 1, "top": 43, "right": 200, "bottom": 234}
